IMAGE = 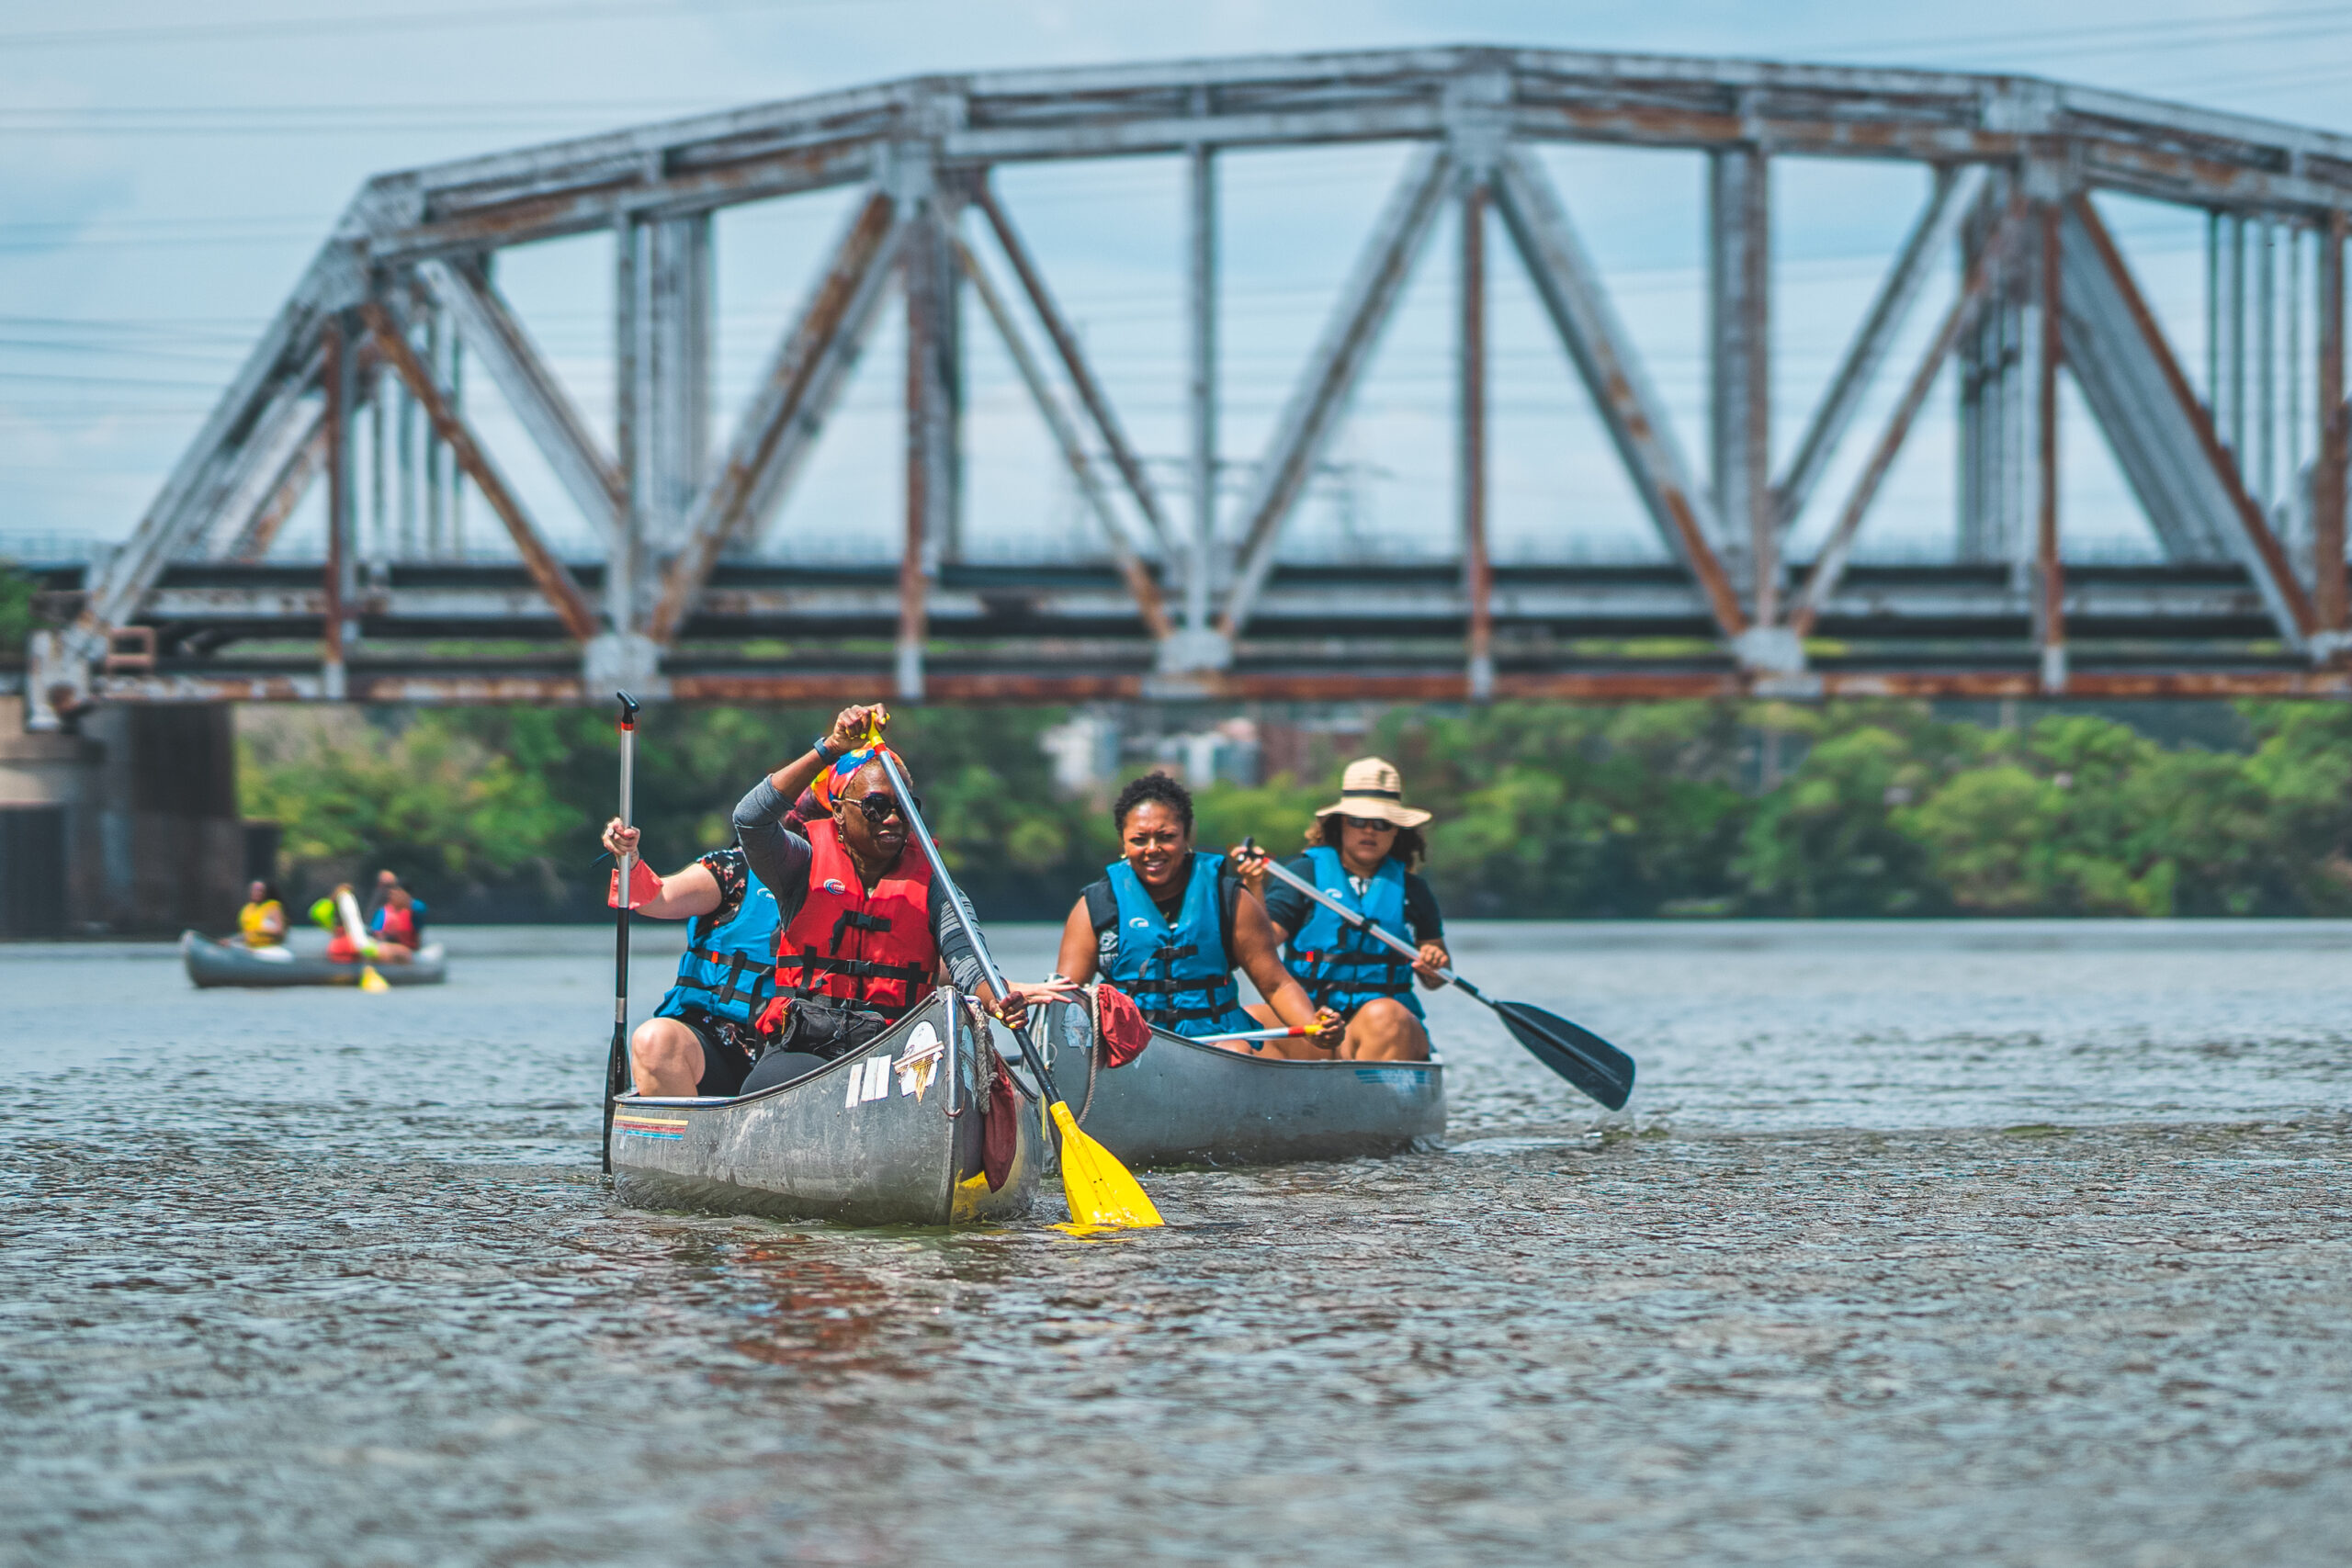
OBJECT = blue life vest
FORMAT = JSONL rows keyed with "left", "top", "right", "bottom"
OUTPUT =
{"left": 655, "top": 868, "right": 781, "bottom": 1031}
{"left": 1102, "top": 852, "right": 1256, "bottom": 1037}
{"left": 1287, "top": 846, "right": 1423, "bottom": 1020}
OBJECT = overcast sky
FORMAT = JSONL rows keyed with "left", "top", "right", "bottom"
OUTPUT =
{"left": 4, "top": 0, "right": 2349, "bottom": 570}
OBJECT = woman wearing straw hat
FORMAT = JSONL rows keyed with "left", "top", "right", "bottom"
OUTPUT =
{"left": 1235, "top": 757, "right": 1449, "bottom": 1062}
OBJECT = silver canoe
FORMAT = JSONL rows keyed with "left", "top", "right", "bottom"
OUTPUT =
{"left": 1042, "top": 1000, "right": 1444, "bottom": 1168}
{"left": 611, "top": 990, "right": 1043, "bottom": 1226}
{"left": 181, "top": 930, "right": 449, "bottom": 988}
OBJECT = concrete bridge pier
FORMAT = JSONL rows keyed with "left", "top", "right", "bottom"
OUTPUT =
{"left": 0, "top": 697, "right": 253, "bottom": 936}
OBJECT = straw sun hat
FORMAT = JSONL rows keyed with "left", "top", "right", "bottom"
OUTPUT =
{"left": 1314, "top": 756, "right": 1432, "bottom": 829}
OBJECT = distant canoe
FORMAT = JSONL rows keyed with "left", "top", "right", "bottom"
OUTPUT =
{"left": 1043, "top": 1001, "right": 1444, "bottom": 1168}
{"left": 611, "top": 990, "right": 1043, "bottom": 1226}
{"left": 180, "top": 930, "right": 448, "bottom": 988}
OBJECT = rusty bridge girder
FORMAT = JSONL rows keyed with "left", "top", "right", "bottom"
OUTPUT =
{"left": 22, "top": 45, "right": 2352, "bottom": 725}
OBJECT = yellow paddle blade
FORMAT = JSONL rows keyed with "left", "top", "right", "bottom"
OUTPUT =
{"left": 1047, "top": 1100, "right": 1161, "bottom": 1229}
{"left": 358, "top": 964, "right": 390, "bottom": 994}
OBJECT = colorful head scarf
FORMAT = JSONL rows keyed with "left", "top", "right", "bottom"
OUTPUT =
{"left": 810, "top": 741, "right": 909, "bottom": 816}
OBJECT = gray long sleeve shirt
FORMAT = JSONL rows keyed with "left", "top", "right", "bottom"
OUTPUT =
{"left": 731, "top": 777, "right": 989, "bottom": 996}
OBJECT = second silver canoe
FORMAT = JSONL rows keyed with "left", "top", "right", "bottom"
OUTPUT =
{"left": 1042, "top": 1000, "right": 1444, "bottom": 1168}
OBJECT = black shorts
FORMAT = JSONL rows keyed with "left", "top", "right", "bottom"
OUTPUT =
{"left": 673, "top": 1010, "right": 755, "bottom": 1097}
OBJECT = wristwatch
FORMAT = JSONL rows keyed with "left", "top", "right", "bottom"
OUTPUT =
{"left": 811, "top": 733, "right": 840, "bottom": 764}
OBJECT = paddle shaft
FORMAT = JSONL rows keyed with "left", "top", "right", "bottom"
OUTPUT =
{"left": 871, "top": 748, "right": 1066, "bottom": 1107}
{"left": 333, "top": 888, "right": 379, "bottom": 960}
{"left": 603, "top": 691, "right": 639, "bottom": 1175}
{"left": 1192, "top": 1024, "right": 1323, "bottom": 1043}
{"left": 1241, "top": 836, "right": 1633, "bottom": 1105}
{"left": 1240, "top": 838, "right": 1480, "bottom": 994}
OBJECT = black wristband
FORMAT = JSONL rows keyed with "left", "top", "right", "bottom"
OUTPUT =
{"left": 811, "top": 734, "right": 839, "bottom": 764}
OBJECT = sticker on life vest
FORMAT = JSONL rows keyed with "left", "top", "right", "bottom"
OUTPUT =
{"left": 824, "top": 877, "right": 847, "bottom": 895}
{"left": 896, "top": 1021, "right": 944, "bottom": 1101}
{"left": 1127, "top": 916, "right": 1149, "bottom": 929}
{"left": 843, "top": 1055, "right": 894, "bottom": 1107}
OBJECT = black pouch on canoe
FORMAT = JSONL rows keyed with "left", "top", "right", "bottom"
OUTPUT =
{"left": 741, "top": 1001, "right": 892, "bottom": 1094}
{"left": 765, "top": 999, "right": 891, "bottom": 1062}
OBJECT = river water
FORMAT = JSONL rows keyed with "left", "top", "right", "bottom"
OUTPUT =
{"left": 6, "top": 921, "right": 2350, "bottom": 1565}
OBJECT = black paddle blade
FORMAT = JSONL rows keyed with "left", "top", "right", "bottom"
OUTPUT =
{"left": 1494, "top": 1000, "right": 1636, "bottom": 1111}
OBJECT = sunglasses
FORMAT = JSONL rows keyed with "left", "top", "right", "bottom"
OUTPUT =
{"left": 851, "top": 794, "right": 906, "bottom": 827}
{"left": 1341, "top": 814, "right": 1398, "bottom": 833}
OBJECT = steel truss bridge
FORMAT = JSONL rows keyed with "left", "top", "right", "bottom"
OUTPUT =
{"left": 22, "top": 46, "right": 2352, "bottom": 725}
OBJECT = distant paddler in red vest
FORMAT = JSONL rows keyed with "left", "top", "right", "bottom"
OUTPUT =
{"left": 372, "top": 885, "right": 424, "bottom": 955}
{"left": 312, "top": 883, "right": 417, "bottom": 965}
{"left": 628, "top": 703, "right": 1056, "bottom": 1100}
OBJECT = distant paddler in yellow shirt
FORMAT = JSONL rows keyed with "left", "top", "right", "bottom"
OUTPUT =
{"left": 235, "top": 881, "right": 288, "bottom": 948}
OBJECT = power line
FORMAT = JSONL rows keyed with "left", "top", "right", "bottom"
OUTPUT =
{"left": 0, "top": 0, "right": 920, "bottom": 51}
{"left": 1821, "top": 2, "right": 2352, "bottom": 62}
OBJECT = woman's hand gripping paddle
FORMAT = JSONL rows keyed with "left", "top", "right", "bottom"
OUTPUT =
{"left": 602, "top": 692, "right": 639, "bottom": 1175}
{"left": 1240, "top": 838, "right": 1636, "bottom": 1111}
{"left": 333, "top": 886, "right": 390, "bottom": 994}
{"left": 865, "top": 724, "right": 1161, "bottom": 1228}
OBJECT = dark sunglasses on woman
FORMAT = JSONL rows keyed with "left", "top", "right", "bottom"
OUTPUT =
{"left": 853, "top": 793, "right": 909, "bottom": 827}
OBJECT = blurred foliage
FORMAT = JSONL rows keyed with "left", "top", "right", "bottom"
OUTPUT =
{"left": 1370, "top": 702, "right": 1754, "bottom": 917}
{"left": 240, "top": 713, "right": 575, "bottom": 910}
{"left": 0, "top": 560, "right": 36, "bottom": 655}
{"left": 242, "top": 697, "right": 2352, "bottom": 922}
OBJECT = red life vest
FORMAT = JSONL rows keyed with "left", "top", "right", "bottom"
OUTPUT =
{"left": 772, "top": 818, "right": 938, "bottom": 1021}
{"left": 377, "top": 905, "right": 418, "bottom": 946}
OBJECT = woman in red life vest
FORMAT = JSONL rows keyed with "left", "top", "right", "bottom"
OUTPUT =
{"left": 371, "top": 885, "right": 424, "bottom": 961}
{"left": 616, "top": 704, "right": 1060, "bottom": 1100}
{"left": 320, "top": 881, "right": 416, "bottom": 965}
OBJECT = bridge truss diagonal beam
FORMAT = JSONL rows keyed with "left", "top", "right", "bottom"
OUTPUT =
{"left": 647, "top": 186, "right": 908, "bottom": 645}
{"left": 1791, "top": 198, "right": 2028, "bottom": 638}
{"left": 2064, "top": 194, "right": 2318, "bottom": 647}
{"left": 973, "top": 181, "right": 1177, "bottom": 559}
{"left": 1217, "top": 142, "right": 1453, "bottom": 645}
{"left": 953, "top": 236, "right": 1172, "bottom": 637}
{"left": 197, "top": 357, "right": 329, "bottom": 563}
{"left": 2059, "top": 211, "right": 2236, "bottom": 563}
{"left": 418, "top": 256, "right": 623, "bottom": 541}
{"left": 1775, "top": 166, "right": 1981, "bottom": 536}
{"left": 1491, "top": 144, "right": 1748, "bottom": 642}
{"left": 225, "top": 419, "right": 330, "bottom": 564}
{"left": 81, "top": 253, "right": 348, "bottom": 637}
{"left": 359, "top": 300, "right": 601, "bottom": 642}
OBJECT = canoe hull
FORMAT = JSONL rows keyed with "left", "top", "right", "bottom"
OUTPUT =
{"left": 1044, "top": 1002, "right": 1444, "bottom": 1168}
{"left": 612, "top": 992, "right": 1042, "bottom": 1226}
{"left": 181, "top": 931, "right": 448, "bottom": 988}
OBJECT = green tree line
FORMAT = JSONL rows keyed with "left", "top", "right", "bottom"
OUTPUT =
{"left": 238, "top": 699, "right": 2352, "bottom": 921}
{"left": 0, "top": 560, "right": 38, "bottom": 656}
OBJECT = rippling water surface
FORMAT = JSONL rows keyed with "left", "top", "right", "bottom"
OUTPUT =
{"left": 6, "top": 921, "right": 2351, "bottom": 1565}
